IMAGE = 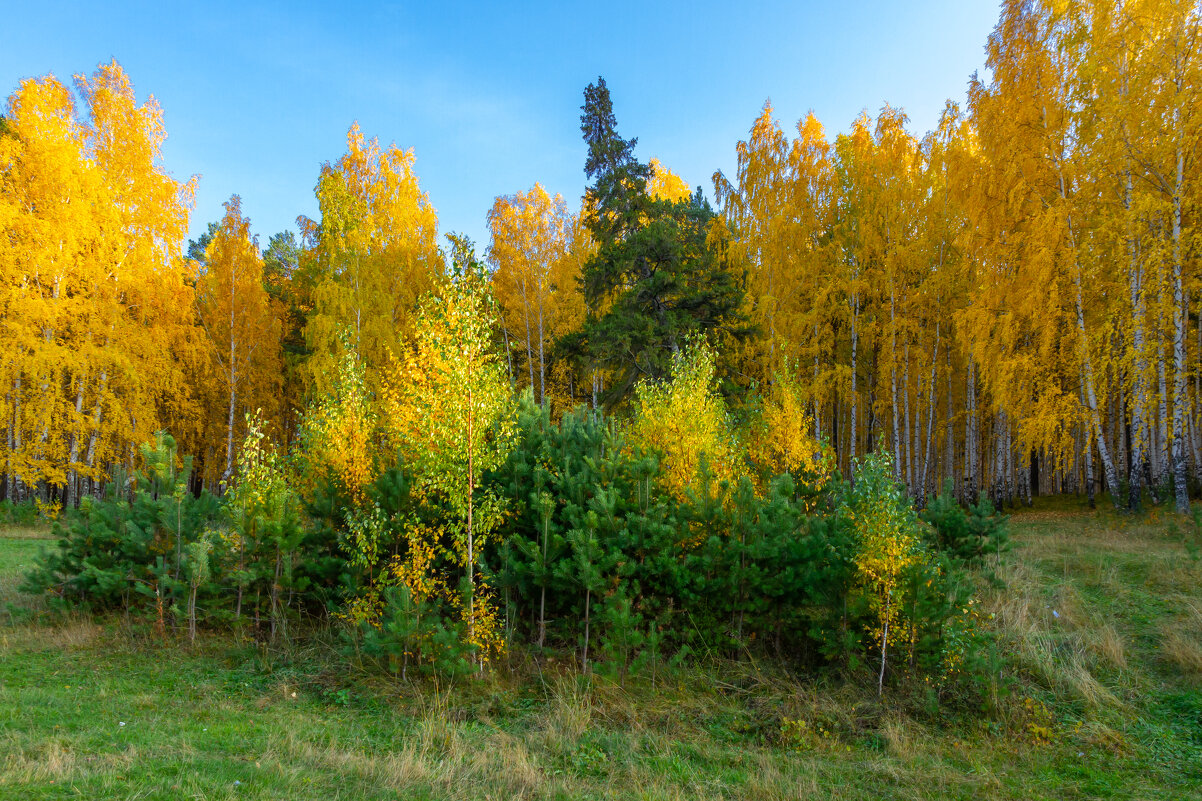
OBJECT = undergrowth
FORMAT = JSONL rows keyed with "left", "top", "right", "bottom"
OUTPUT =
{"left": 2, "top": 501, "right": 1201, "bottom": 800}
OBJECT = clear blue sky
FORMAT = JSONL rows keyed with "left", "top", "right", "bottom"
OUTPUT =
{"left": 3, "top": 1, "right": 999, "bottom": 255}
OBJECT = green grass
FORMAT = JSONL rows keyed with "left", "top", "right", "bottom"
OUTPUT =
{"left": 2, "top": 508, "right": 1201, "bottom": 800}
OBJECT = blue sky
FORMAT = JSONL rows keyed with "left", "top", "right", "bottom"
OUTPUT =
{"left": 2, "top": 1, "right": 999, "bottom": 254}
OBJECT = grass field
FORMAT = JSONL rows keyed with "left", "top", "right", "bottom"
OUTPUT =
{"left": 2, "top": 499, "right": 1201, "bottom": 800}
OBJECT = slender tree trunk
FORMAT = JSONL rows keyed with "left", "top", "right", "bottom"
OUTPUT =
{"left": 1062, "top": 168, "right": 1121, "bottom": 506}
{"left": 813, "top": 319, "right": 822, "bottom": 441}
{"left": 967, "top": 360, "right": 978, "bottom": 505}
{"left": 850, "top": 300, "right": 858, "bottom": 473}
{"left": 1082, "top": 377, "right": 1096, "bottom": 508}
{"left": 878, "top": 599, "right": 890, "bottom": 698}
{"left": 832, "top": 386, "right": 840, "bottom": 472}
{"left": 64, "top": 376, "right": 85, "bottom": 509}
{"left": 1157, "top": 330, "right": 1170, "bottom": 491}
{"left": 1171, "top": 142, "right": 1191, "bottom": 513}
{"left": 12, "top": 374, "right": 21, "bottom": 501}
{"left": 904, "top": 342, "right": 913, "bottom": 492}
{"left": 1127, "top": 173, "right": 1151, "bottom": 510}
{"left": 83, "top": 370, "right": 107, "bottom": 497}
{"left": 537, "top": 298, "right": 546, "bottom": 406}
{"left": 890, "top": 288, "right": 901, "bottom": 481}
{"left": 1005, "top": 414, "right": 1015, "bottom": 507}
{"left": 521, "top": 277, "right": 535, "bottom": 393}
{"left": 4, "top": 384, "right": 12, "bottom": 503}
{"left": 1194, "top": 291, "right": 1202, "bottom": 477}
{"left": 920, "top": 325, "right": 940, "bottom": 507}
{"left": 945, "top": 347, "right": 954, "bottom": 494}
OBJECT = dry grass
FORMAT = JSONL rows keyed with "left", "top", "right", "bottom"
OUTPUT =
{"left": 1088, "top": 623, "right": 1128, "bottom": 672}
{"left": 275, "top": 723, "right": 547, "bottom": 800}
{"left": 879, "top": 715, "right": 922, "bottom": 760}
{"left": 1160, "top": 627, "right": 1202, "bottom": 673}
{"left": 0, "top": 523, "right": 53, "bottom": 540}
{"left": 2, "top": 741, "right": 140, "bottom": 784}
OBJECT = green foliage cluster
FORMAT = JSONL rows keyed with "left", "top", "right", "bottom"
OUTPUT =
{"left": 22, "top": 429, "right": 331, "bottom": 641}
{"left": 23, "top": 407, "right": 1006, "bottom": 698}
{"left": 0, "top": 499, "right": 39, "bottom": 526}
{"left": 23, "top": 396, "right": 1008, "bottom": 703}
{"left": 921, "top": 479, "right": 1011, "bottom": 567}
{"left": 562, "top": 77, "right": 751, "bottom": 408}
{"left": 477, "top": 398, "right": 1000, "bottom": 692}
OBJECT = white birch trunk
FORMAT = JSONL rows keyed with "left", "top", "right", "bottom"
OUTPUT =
{"left": 890, "top": 287, "right": 901, "bottom": 482}
{"left": 1171, "top": 142, "right": 1191, "bottom": 513}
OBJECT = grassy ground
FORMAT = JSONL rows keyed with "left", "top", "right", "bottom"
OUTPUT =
{"left": 2, "top": 500, "right": 1200, "bottom": 800}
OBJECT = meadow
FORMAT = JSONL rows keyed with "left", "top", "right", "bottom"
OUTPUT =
{"left": 3, "top": 499, "right": 1200, "bottom": 801}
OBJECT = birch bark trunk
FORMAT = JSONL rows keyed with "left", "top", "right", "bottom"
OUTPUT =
{"left": 1171, "top": 142, "right": 1191, "bottom": 513}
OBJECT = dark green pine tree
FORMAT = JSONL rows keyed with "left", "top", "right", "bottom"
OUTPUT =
{"left": 565, "top": 77, "right": 751, "bottom": 408}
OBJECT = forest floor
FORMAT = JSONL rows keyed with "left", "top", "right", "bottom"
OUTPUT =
{"left": 1, "top": 498, "right": 1201, "bottom": 800}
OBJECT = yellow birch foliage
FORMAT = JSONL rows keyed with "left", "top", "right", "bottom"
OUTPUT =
{"left": 487, "top": 184, "right": 584, "bottom": 408}
{"left": 382, "top": 273, "right": 515, "bottom": 662}
{"left": 746, "top": 369, "right": 830, "bottom": 485}
{"left": 647, "top": 157, "right": 691, "bottom": 203}
{"left": 0, "top": 61, "right": 197, "bottom": 494}
{"left": 631, "top": 339, "right": 742, "bottom": 502}
{"left": 300, "top": 123, "right": 444, "bottom": 403}
{"left": 298, "top": 345, "right": 377, "bottom": 507}
{"left": 195, "top": 195, "right": 282, "bottom": 485}
{"left": 714, "top": 105, "right": 834, "bottom": 408}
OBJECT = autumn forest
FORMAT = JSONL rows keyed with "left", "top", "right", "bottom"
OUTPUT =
{"left": 2, "top": 2, "right": 1202, "bottom": 797}
{"left": 5, "top": 2, "right": 1200, "bottom": 517}
{"left": 2, "top": 1, "right": 1202, "bottom": 793}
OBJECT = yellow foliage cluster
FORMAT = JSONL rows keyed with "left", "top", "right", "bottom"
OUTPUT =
{"left": 300, "top": 347, "right": 377, "bottom": 506}
{"left": 631, "top": 340, "right": 742, "bottom": 502}
{"left": 0, "top": 61, "right": 199, "bottom": 498}
{"left": 647, "top": 158, "right": 691, "bottom": 203}
{"left": 194, "top": 196, "right": 283, "bottom": 486}
{"left": 299, "top": 123, "right": 444, "bottom": 406}
{"left": 380, "top": 274, "right": 515, "bottom": 661}
{"left": 747, "top": 370, "right": 829, "bottom": 483}
{"left": 488, "top": 184, "right": 592, "bottom": 411}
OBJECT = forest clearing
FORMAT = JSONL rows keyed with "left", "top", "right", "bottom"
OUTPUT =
{"left": 2, "top": 502, "right": 1200, "bottom": 800}
{"left": 3, "top": 0, "right": 1202, "bottom": 797}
